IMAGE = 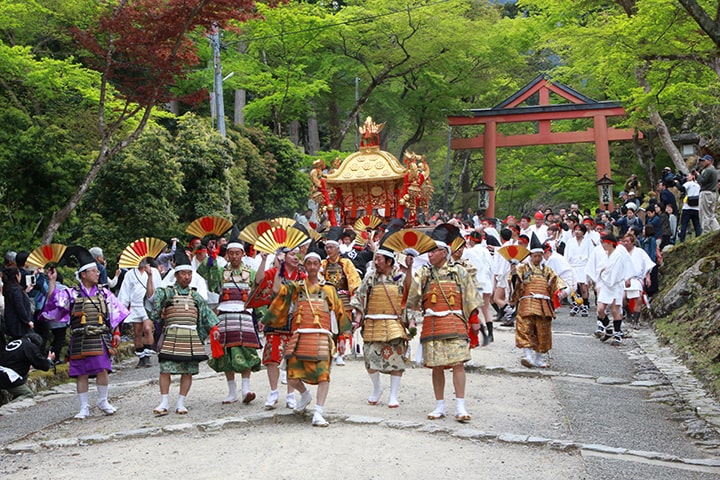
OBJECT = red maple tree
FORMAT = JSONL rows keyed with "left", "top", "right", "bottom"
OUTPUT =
{"left": 43, "top": 0, "right": 278, "bottom": 242}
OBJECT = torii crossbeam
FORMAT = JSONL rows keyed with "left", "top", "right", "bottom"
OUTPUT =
{"left": 447, "top": 75, "right": 640, "bottom": 217}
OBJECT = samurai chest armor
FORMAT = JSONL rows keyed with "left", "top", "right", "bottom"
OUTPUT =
{"left": 69, "top": 290, "right": 110, "bottom": 360}
{"left": 285, "top": 285, "right": 333, "bottom": 361}
{"left": 158, "top": 293, "right": 207, "bottom": 362}
{"left": 324, "top": 261, "right": 349, "bottom": 292}
{"left": 219, "top": 269, "right": 251, "bottom": 304}
{"left": 420, "top": 278, "right": 467, "bottom": 343}
{"left": 216, "top": 270, "right": 261, "bottom": 348}
{"left": 363, "top": 283, "right": 407, "bottom": 342}
{"left": 518, "top": 267, "right": 554, "bottom": 318}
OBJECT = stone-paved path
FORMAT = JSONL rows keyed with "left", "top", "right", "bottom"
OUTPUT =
{"left": 2, "top": 306, "right": 720, "bottom": 479}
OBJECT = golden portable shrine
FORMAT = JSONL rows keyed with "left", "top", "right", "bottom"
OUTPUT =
{"left": 309, "top": 117, "right": 434, "bottom": 227}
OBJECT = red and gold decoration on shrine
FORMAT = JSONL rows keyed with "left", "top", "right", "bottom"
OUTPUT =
{"left": 310, "top": 117, "right": 433, "bottom": 226}
{"left": 26, "top": 244, "right": 67, "bottom": 268}
{"left": 119, "top": 238, "right": 168, "bottom": 268}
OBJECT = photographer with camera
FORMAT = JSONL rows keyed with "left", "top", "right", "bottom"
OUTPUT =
{"left": 679, "top": 170, "right": 702, "bottom": 242}
{"left": 0, "top": 332, "right": 54, "bottom": 401}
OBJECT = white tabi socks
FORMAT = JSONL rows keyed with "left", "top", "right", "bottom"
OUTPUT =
{"left": 176, "top": 394, "right": 188, "bottom": 414}
{"left": 156, "top": 394, "right": 169, "bottom": 411}
{"left": 312, "top": 404, "right": 329, "bottom": 427}
{"left": 75, "top": 392, "right": 90, "bottom": 419}
{"left": 367, "top": 372, "right": 383, "bottom": 404}
{"left": 427, "top": 399, "right": 446, "bottom": 419}
{"left": 96, "top": 385, "right": 116, "bottom": 415}
{"left": 388, "top": 375, "right": 401, "bottom": 408}
{"left": 223, "top": 380, "right": 238, "bottom": 404}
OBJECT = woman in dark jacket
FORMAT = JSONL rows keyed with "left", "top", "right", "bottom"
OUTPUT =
{"left": 640, "top": 224, "right": 660, "bottom": 297}
{"left": 2, "top": 267, "right": 34, "bottom": 340}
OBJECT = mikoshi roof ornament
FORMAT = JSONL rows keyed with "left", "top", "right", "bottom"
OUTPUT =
{"left": 119, "top": 238, "right": 168, "bottom": 269}
{"left": 185, "top": 215, "right": 233, "bottom": 239}
{"left": 26, "top": 244, "right": 67, "bottom": 268}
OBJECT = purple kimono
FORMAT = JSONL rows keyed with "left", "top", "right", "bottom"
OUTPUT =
{"left": 43, "top": 284, "right": 130, "bottom": 377}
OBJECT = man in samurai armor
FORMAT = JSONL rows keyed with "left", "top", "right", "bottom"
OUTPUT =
{"left": 150, "top": 250, "right": 219, "bottom": 415}
{"left": 510, "top": 234, "right": 566, "bottom": 369}
{"left": 406, "top": 225, "right": 482, "bottom": 423}
{"left": 321, "top": 226, "right": 361, "bottom": 366}
{"left": 350, "top": 246, "right": 414, "bottom": 408}
{"left": 251, "top": 246, "right": 306, "bottom": 410}
{"left": 44, "top": 247, "right": 130, "bottom": 419}
{"left": 263, "top": 252, "right": 352, "bottom": 427}
{"left": 207, "top": 229, "right": 261, "bottom": 405}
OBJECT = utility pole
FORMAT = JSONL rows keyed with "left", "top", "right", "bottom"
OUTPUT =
{"left": 445, "top": 126, "right": 451, "bottom": 211}
{"left": 355, "top": 77, "right": 360, "bottom": 150}
{"left": 210, "top": 22, "right": 226, "bottom": 137}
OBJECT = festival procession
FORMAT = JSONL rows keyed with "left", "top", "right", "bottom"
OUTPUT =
{"left": 4, "top": 116, "right": 712, "bottom": 433}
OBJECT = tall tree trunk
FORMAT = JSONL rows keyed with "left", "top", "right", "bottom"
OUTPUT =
{"left": 328, "top": 99, "right": 341, "bottom": 149}
{"left": 400, "top": 117, "right": 426, "bottom": 160}
{"left": 234, "top": 89, "right": 246, "bottom": 126}
{"left": 289, "top": 120, "right": 300, "bottom": 147}
{"left": 234, "top": 41, "right": 248, "bottom": 126}
{"left": 632, "top": 129, "right": 657, "bottom": 193}
{"left": 635, "top": 65, "right": 688, "bottom": 174}
{"left": 307, "top": 111, "right": 320, "bottom": 155}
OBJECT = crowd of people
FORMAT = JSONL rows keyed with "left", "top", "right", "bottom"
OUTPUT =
{"left": 1, "top": 156, "right": 719, "bottom": 427}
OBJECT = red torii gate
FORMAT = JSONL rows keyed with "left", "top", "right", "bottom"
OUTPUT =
{"left": 447, "top": 75, "right": 640, "bottom": 217}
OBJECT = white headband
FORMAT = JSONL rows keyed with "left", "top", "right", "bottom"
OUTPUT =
{"left": 78, "top": 262, "right": 96, "bottom": 274}
{"left": 303, "top": 252, "right": 322, "bottom": 262}
{"left": 434, "top": 241, "right": 450, "bottom": 251}
{"left": 376, "top": 248, "right": 395, "bottom": 259}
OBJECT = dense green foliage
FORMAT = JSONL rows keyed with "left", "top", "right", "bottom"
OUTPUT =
{"left": 2, "top": 0, "right": 720, "bottom": 257}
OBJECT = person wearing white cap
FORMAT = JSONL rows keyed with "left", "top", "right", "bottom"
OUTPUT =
{"left": 43, "top": 246, "right": 130, "bottom": 419}
{"left": 350, "top": 247, "right": 414, "bottom": 408}
{"left": 253, "top": 246, "right": 303, "bottom": 410}
{"left": 262, "top": 252, "right": 352, "bottom": 427}
{"left": 406, "top": 224, "right": 482, "bottom": 423}
{"left": 149, "top": 249, "right": 220, "bottom": 416}
{"left": 321, "top": 226, "right": 361, "bottom": 366}
{"left": 207, "top": 227, "right": 261, "bottom": 406}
